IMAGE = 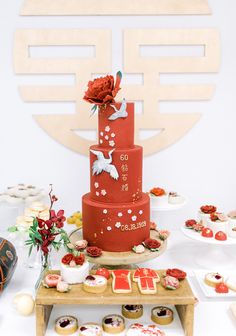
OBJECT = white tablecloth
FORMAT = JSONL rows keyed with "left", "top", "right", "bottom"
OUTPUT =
{"left": 0, "top": 229, "right": 236, "bottom": 336}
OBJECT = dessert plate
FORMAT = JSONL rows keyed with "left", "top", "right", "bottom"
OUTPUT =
{"left": 194, "top": 270, "right": 236, "bottom": 298}
{"left": 181, "top": 226, "right": 236, "bottom": 246}
{"left": 151, "top": 197, "right": 187, "bottom": 211}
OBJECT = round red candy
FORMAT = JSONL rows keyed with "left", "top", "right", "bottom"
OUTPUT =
{"left": 215, "top": 282, "right": 229, "bottom": 293}
{"left": 201, "top": 228, "right": 213, "bottom": 238}
{"left": 95, "top": 268, "right": 110, "bottom": 280}
{"left": 166, "top": 268, "right": 187, "bottom": 280}
{"left": 215, "top": 231, "right": 227, "bottom": 241}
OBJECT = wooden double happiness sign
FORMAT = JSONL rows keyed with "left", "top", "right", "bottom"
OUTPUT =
{"left": 14, "top": 1, "right": 220, "bottom": 156}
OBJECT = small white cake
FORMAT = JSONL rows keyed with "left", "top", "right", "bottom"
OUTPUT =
{"left": 149, "top": 188, "right": 168, "bottom": 207}
{"left": 198, "top": 205, "right": 217, "bottom": 226}
{"left": 61, "top": 260, "right": 89, "bottom": 285}
{"left": 206, "top": 213, "right": 228, "bottom": 235}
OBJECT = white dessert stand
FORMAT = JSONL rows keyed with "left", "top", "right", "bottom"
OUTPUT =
{"left": 151, "top": 197, "right": 187, "bottom": 230}
{"left": 69, "top": 228, "right": 167, "bottom": 268}
{"left": 181, "top": 226, "right": 236, "bottom": 269}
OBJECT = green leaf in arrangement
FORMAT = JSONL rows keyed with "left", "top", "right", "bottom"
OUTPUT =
{"left": 7, "top": 226, "right": 18, "bottom": 232}
{"left": 28, "top": 244, "right": 34, "bottom": 257}
{"left": 90, "top": 104, "right": 98, "bottom": 117}
{"left": 116, "top": 70, "right": 122, "bottom": 79}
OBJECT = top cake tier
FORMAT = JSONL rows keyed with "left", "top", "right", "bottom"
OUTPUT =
{"left": 98, "top": 101, "right": 134, "bottom": 149}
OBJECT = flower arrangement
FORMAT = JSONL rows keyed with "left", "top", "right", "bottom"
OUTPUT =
{"left": 210, "top": 212, "right": 228, "bottom": 222}
{"left": 149, "top": 187, "right": 166, "bottom": 197}
{"left": 200, "top": 205, "right": 217, "bottom": 214}
{"left": 83, "top": 71, "right": 122, "bottom": 114}
{"left": 25, "top": 185, "right": 72, "bottom": 276}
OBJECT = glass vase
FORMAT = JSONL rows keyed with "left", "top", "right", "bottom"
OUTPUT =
{"left": 35, "top": 248, "right": 52, "bottom": 290}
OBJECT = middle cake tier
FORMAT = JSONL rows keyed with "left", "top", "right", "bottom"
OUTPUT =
{"left": 90, "top": 145, "right": 143, "bottom": 203}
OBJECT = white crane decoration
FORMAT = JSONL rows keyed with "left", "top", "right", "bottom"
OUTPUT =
{"left": 90, "top": 148, "right": 119, "bottom": 180}
{"left": 109, "top": 98, "right": 128, "bottom": 121}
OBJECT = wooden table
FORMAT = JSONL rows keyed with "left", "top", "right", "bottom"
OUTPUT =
{"left": 35, "top": 270, "right": 196, "bottom": 336}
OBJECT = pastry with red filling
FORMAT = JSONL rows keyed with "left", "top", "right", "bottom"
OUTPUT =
{"left": 102, "top": 314, "right": 125, "bottom": 334}
{"left": 122, "top": 305, "right": 143, "bottom": 319}
{"left": 79, "top": 323, "right": 102, "bottom": 336}
{"left": 55, "top": 316, "right": 78, "bottom": 335}
{"left": 204, "top": 272, "right": 224, "bottom": 287}
{"left": 151, "top": 306, "right": 174, "bottom": 325}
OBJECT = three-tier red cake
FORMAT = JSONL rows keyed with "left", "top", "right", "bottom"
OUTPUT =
{"left": 82, "top": 100, "right": 150, "bottom": 252}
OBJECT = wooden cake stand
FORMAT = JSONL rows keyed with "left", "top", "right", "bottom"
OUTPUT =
{"left": 69, "top": 229, "right": 167, "bottom": 267}
{"left": 36, "top": 270, "right": 195, "bottom": 336}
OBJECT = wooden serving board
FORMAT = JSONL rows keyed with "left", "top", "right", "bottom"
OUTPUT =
{"left": 36, "top": 270, "right": 195, "bottom": 336}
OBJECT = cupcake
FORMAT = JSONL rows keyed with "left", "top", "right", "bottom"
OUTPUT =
{"left": 60, "top": 253, "right": 89, "bottom": 284}
{"left": 55, "top": 316, "right": 78, "bottom": 335}
{"left": 102, "top": 314, "right": 125, "bottom": 334}
{"left": 149, "top": 187, "right": 168, "bottom": 207}
{"left": 122, "top": 305, "right": 143, "bottom": 319}
{"left": 151, "top": 306, "right": 174, "bottom": 325}
{"left": 227, "top": 210, "right": 236, "bottom": 238}
{"left": 198, "top": 205, "right": 217, "bottom": 226}
{"left": 168, "top": 192, "right": 184, "bottom": 205}
{"left": 207, "top": 212, "right": 228, "bottom": 235}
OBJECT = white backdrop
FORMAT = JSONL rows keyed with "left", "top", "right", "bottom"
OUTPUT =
{"left": 0, "top": 0, "right": 235, "bottom": 227}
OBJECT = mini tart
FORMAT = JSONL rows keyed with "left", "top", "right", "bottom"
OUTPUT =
{"left": 83, "top": 275, "right": 107, "bottom": 294}
{"left": 151, "top": 306, "right": 174, "bottom": 325}
{"left": 204, "top": 272, "right": 224, "bottom": 288}
{"left": 168, "top": 192, "right": 184, "bottom": 205}
{"left": 79, "top": 323, "right": 102, "bottom": 336}
{"left": 122, "top": 305, "right": 143, "bottom": 319}
{"left": 55, "top": 316, "right": 78, "bottom": 335}
{"left": 102, "top": 314, "right": 125, "bottom": 334}
{"left": 226, "top": 275, "right": 236, "bottom": 292}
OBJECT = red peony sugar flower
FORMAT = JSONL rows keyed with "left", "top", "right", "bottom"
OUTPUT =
{"left": 150, "top": 187, "right": 166, "bottom": 197}
{"left": 62, "top": 253, "right": 74, "bottom": 265}
{"left": 86, "top": 246, "right": 102, "bottom": 258}
{"left": 200, "top": 205, "right": 217, "bottom": 214}
{"left": 74, "top": 254, "right": 85, "bottom": 266}
{"left": 83, "top": 72, "right": 122, "bottom": 106}
{"left": 143, "top": 238, "right": 161, "bottom": 250}
{"left": 185, "top": 219, "right": 197, "bottom": 229}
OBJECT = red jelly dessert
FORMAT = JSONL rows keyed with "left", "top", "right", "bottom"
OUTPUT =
{"left": 215, "top": 283, "right": 229, "bottom": 294}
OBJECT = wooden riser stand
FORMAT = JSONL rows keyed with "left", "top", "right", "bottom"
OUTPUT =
{"left": 35, "top": 270, "right": 195, "bottom": 336}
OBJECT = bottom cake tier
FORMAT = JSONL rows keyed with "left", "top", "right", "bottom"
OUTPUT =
{"left": 82, "top": 193, "right": 150, "bottom": 252}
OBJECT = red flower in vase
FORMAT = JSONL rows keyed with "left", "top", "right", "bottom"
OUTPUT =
{"left": 83, "top": 72, "right": 122, "bottom": 106}
{"left": 50, "top": 209, "right": 66, "bottom": 228}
